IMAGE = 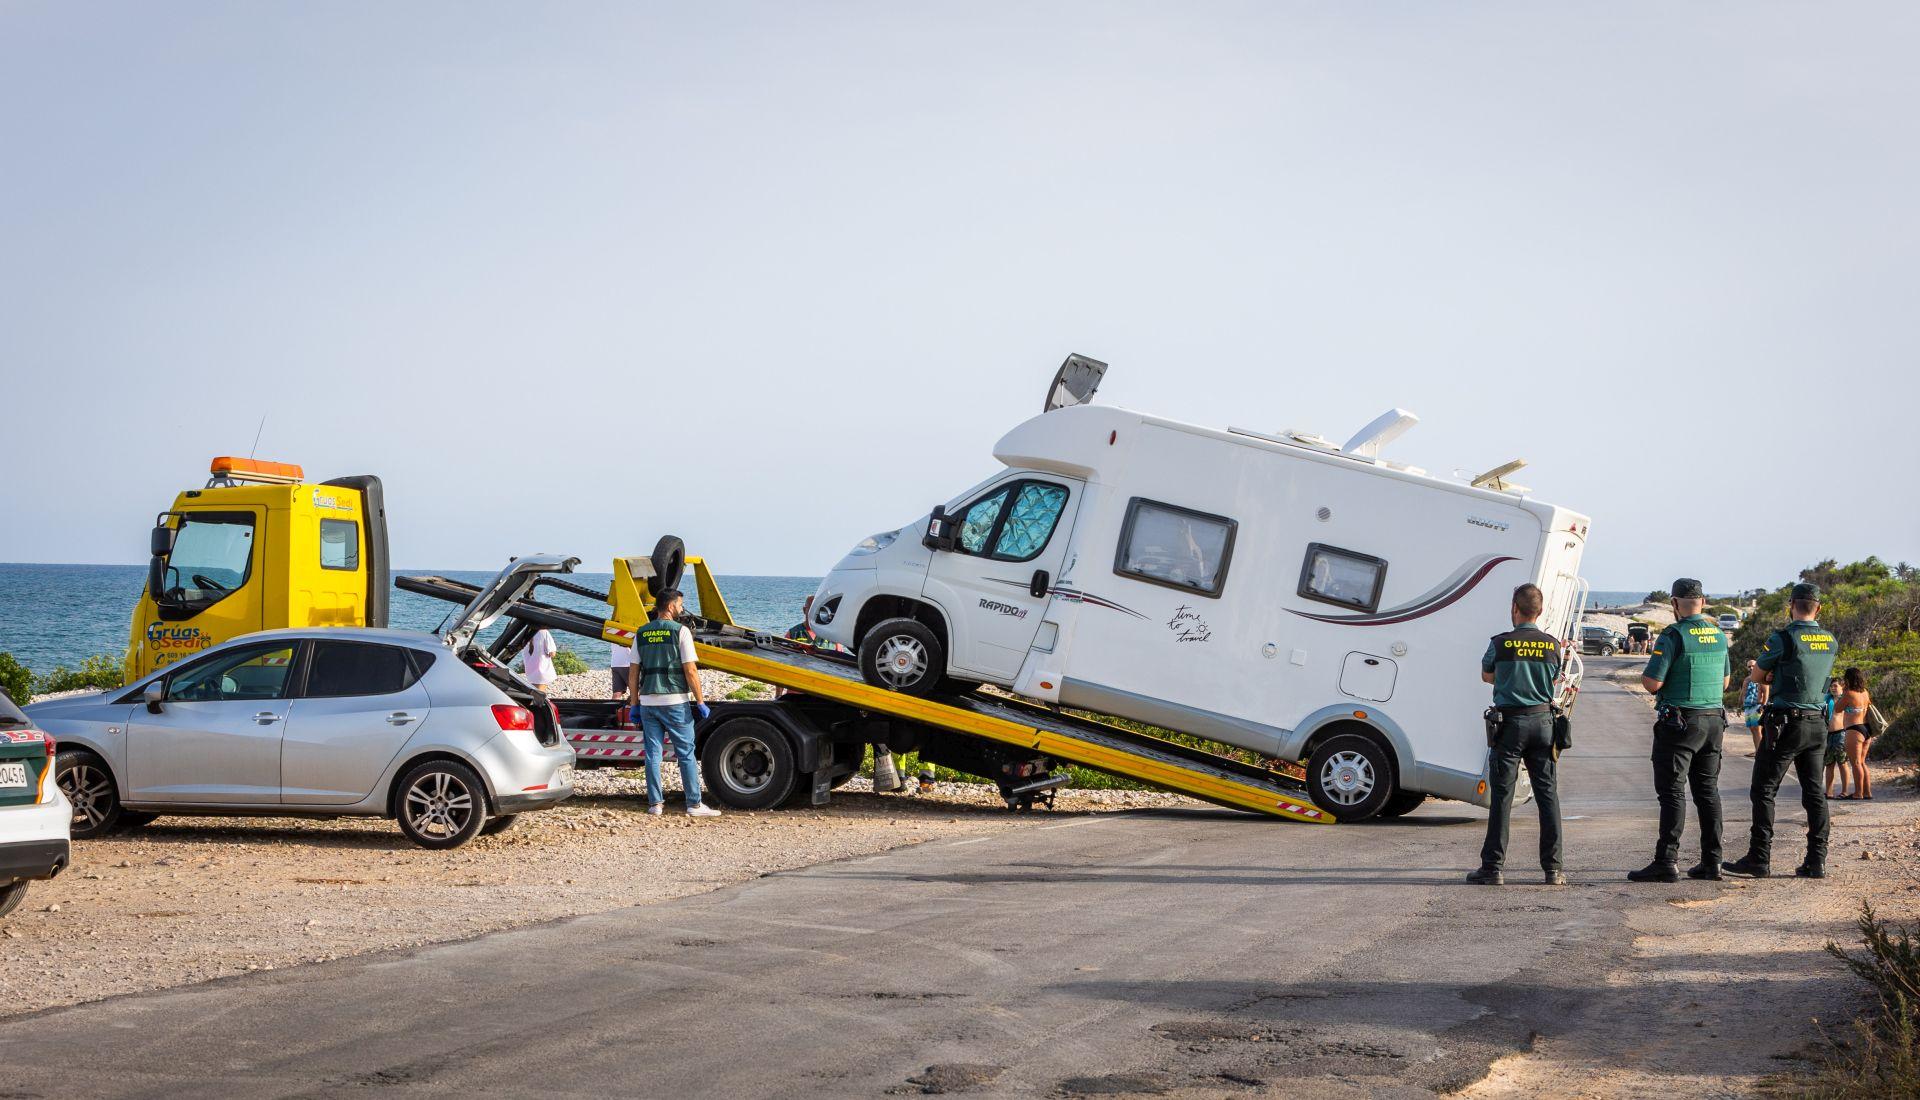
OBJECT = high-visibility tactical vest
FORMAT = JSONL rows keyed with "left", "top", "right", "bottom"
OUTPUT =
{"left": 1647, "top": 615, "right": 1729, "bottom": 708}
{"left": 1483, "top": 624, "right": 1561, "bottom": 708}
{"left": 1759, "top": 619, "right": 1838, "bottom": 711}
{"left": 635, "top": 617, "right": 690, "bottom": 698}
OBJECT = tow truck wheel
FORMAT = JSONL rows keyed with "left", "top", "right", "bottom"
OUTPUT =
{"left": 858, "top": 618, "right": 946, "bottom": 698}
{"left": 56, "top": 750, "right": 123, "bottom": 839}
{"left": 701, "top": 718, "right": 797, "bottom": 810}
{"left": 0, "top": 881, "right": 27, "bottom": 920}
{"left": 1306, "top": 734, "right": 1395, "bottom": 822}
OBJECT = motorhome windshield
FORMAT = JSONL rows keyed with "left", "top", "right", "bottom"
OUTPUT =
{"left": 155, "top": 512, "right": 255, "bottom": 614}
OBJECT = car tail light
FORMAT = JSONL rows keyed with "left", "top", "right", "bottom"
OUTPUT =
{"left": 491, "top": 704, "right": 536, "bottom": 731}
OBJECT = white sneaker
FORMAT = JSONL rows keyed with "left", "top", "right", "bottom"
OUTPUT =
{"left": 646, "top": 803, "right": 664, "bottom": 816}
{"left": 686, "top": 804, "right": 722, "bottom": 818}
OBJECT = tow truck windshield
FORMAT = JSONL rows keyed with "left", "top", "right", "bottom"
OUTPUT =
{"left": 153, "top": 512, "right": 255, "bottom": 616}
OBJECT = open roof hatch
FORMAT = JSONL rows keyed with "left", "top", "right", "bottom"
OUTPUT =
{"left": 1341, "top": 408, "right": 1419, "bottom": 461}
{"left": 1043, "top": 353, "right": 1107, "bottom": 413}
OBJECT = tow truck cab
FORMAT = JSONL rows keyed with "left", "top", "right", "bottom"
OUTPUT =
{"left": 126, "top": 457, "right": 389, "bottom": 683}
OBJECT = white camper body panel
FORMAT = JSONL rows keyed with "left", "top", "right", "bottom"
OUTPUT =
{"left": 811, "top": 403, "right": 1589, "bottom": 809}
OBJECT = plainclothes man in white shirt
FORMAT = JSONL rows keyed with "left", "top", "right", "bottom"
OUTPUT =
{"left": 625, "top": 588, "right": 720, "bottom": 817}
{"left": 608, "top": 639, "right": 634, "bottom": 698}
{"left": 521, "top": 628, "right": 557, "bottom": 690}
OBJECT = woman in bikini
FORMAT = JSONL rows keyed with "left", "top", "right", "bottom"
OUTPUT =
{"left": 1838, "top": 667, "right": 1874, "bottom": 800}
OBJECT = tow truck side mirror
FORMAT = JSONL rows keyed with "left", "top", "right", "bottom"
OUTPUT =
{"left": 148, "top": 524, "right": 175, "bottom": 600}
{"left": 922, "top": 506, "right": 957, "bottom": 552}
{"left": 142, "top": 681, "right": 165, "bottom": 714}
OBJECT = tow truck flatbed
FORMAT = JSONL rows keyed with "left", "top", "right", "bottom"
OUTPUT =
{"left": 397, "top": 570, "right": 1330, "bottom": 823}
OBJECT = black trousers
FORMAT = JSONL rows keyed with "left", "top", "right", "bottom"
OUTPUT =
{"left": 1747, "top": 710, "right": 1830, "bottom": 866}
{"left": 1650, "top": 709, "right": 1724, "bottom": 866}
{"left": 610, "top": 665, "right": 633, "bottom": 696}
{"left": 1480, "top": 711, "right": 1562, "bottom": 872}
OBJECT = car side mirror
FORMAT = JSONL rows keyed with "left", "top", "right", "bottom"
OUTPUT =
{"left": 922, "top": 506, "right": 957, "bottom": 552}
{"left": 142, "top": 681, "right": 165, "bottom": 713}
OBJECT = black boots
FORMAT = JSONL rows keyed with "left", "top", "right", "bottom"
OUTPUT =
{"left": 1627, "top": 862, "right": 1680, "bottom": 883}
{"left": 1722, "top": 854, "right": 1771, "bottom": 878}
{"left": 1686, "top": 862, "right": 1724, "bottom": 881}
{"left": 1465, "top": 866, "right": 1504, "bottom": 885}
{"left": 1795, "top": 861, "right": 1826, "bottom": 879}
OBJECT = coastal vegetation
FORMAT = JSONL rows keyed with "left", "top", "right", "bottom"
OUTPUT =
{"left": 1806, "top": 903, "right": 1920, "bottom": 1097}
{"left": 1724, "top": 558, "right": 1920, "bottom": 754}
{"left": 550, "top": 646, "right": 589, "bottom": 677}
{"left": 0, "top": 651, "right": 122, "bottom": 703}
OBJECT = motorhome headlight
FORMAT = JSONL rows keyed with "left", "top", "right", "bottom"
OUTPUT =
{"left": 850, "top": 530, "right": 900, "bottom": 556}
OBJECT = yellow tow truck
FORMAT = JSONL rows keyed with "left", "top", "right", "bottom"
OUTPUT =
{"left": 126, "top": 457, "right": 388, "bottom": 682}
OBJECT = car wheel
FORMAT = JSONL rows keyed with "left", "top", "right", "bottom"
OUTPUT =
{"left": 1377, "top": 789, "right": 1426, "bottom": 819}
{"left": 857, "top": 617, "right": 946, "bottom": 697}
{"left": 479, "top": 814, "right": 518, "bottom": 836}
{"left": 701, "top": 718, "right": 797, "bottom": 810}
{"left": 394, "top": 759, "right": 490, "bottom": 849}
{"left": 1601, "top": 645, "right": 1615, "bottom": 656}
{"left": 56, "top": 750, "right": 123, "bottom": 839}
{"left": 116, "top": 811, "right": 161, "bottom": 831}
{"left": 0, "top": 880, "right": 27, "bottom": 919}
{"left": 1307, "top": 734, "right": 1395, "bottom": 822}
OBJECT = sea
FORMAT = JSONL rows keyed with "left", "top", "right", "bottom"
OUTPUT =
{"left": 0, "top": 563, "right": 820, "bottom": 676}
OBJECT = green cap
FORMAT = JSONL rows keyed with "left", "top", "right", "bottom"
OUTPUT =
{"left": 1790, "top": 582, "right": 1821, "bottom": 602}
{"left": 1671, "top": 578, "right": 1704, "bottom": 599}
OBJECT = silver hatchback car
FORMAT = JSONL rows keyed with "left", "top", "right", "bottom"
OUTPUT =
{"left": 28, "top": 618, "right": 575, "bottom": 849}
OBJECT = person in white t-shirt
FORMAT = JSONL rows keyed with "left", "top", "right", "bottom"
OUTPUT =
{"left": 608, "top": 639, "right": 634, "bottom": 698}
{"left": 521, "top": 628, "right": 557, "bottom": 690}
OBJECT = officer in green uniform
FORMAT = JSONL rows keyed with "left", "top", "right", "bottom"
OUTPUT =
{"left": 624, "top": 588, "right": 722, "bottom": 818}
{"left": 1725, "top": 583, "right": 1838, "bottom": 878}
{"left": 1468, "top": 583, "right": 1564, "bottom": 887}
{"left": 1632, "top": 578, "right": 1731, "bottom": 883}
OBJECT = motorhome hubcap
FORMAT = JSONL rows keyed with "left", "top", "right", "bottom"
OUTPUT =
{"left": 61, "top": 764, "right": 113, "bottom": 829}
{"left": 1321, "top": 751, "right": 1375, "bottom": 806}
{"left": 875, "top": 636, "right": 928, "bottom": 687}
{"left": 723, "top": 736, "right": 773, "bottom": 794}
{"left": 405, "top": 772, "right": 474, "bottom": 839}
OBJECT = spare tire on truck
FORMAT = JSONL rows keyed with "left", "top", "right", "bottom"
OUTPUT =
{"left": 649, "top": 535, "right": 686, "bottom": 597}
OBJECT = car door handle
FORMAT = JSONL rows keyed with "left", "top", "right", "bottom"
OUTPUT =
{"left": 1029, "top": 569, "right": 1050, "bottom": 599}
{"left": 387, "top": 713, "right": 417, "bottom": 725}
{"left": 253, "top": 712, "right": 283, "bottom": 725}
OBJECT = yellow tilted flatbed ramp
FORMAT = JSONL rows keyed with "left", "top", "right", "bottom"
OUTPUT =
{"left": 687, "top": 635, "right": 1332, "bottom": 824}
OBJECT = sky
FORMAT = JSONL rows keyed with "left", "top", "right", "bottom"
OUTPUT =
{"left": 1, "top": 2, "right": 1914, "bottom": 589}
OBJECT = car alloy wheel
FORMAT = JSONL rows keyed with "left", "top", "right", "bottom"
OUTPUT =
{"left": 60, "top": 760, "right": 116, "bottom": 833}
{"left": 403, "top": 770, "right": 475, "bottom": 842}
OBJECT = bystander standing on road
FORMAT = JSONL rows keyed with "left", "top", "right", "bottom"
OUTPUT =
{"left": 626, "top": 588, "right": 722, "bottom": 818}
{"left": 1467, "top": 583, "right": 1564, "bottom": 887}
{"left": 1741, "top": 663, "right": 1768, "bottom": 754}
{"left": 608, "top": 638, "right": 633, "bottom": 699}
{"left": 1837, "top": 667, "right": 1875, "bottom": 801}
{"left": 1725, "top": 583, "right": 1838, "bottom": 880}
{"left": 521, "top": 627, "right": 557, "bottom": 693}
{"left": 1631, "top": 579, "right": 1730, "bottom": 883}
{"left": 1822, "top": 676, "right": 1850, "bottom": 799}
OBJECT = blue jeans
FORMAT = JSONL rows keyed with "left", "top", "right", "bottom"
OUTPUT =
{"left": 639, "top": 702, "right": 703, "bottom": 808}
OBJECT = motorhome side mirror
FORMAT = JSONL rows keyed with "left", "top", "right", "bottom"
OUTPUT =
{"left": 142, "top": 681, "right": 165, "bottom": 713}
{"left": 922, "top": 506, "right": 957, "bottom": 552}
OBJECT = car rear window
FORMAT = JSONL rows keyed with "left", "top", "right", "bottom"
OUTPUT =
{"left": 304, "top": 641, "right": 430, "bottom": 698}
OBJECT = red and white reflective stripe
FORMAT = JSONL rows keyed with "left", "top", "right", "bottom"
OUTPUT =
{"left": 1276, "top": 800, "right": 1324, "bottom": 819}
{"left": 576, "top": 746, "right": 646, "bottom": 759}
{"left": 569, "top": 733, "right": 643, "bottom": 743}
{"left": 606, "top": 627, "right": 635, "bottom": 641}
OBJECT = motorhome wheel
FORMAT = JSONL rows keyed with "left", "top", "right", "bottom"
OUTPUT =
{"left": 857, "top": 618, "right": 947, "bottom": 698}
{"left": 1306, "top": 734, "right": 1396, "bottom": 821}
{"left": 700, "top": 718, "right": 798, "bottom": 810}
{"left": 1377, "top": 789, "right": 1426, "bottom": 819}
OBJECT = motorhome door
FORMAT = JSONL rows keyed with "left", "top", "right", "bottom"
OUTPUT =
{"left": 923, "top": 476, "right": 1084, "bottom": 681}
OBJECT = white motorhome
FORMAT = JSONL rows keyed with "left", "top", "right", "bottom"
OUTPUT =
{"left": 809, "top": 357, "right": 1590, "bottom": 820}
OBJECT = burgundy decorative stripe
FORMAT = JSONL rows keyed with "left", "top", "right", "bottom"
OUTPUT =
{"left": 983, "top": 577, "right": 1149, "bottom": 620}
{"left": 1289, "top": 555, "right": 1519, "bottom": 627}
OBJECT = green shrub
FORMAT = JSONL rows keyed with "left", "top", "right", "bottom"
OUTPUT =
{"left": 0, "top": 652, "right": 32, "bottom": 705}
{"left": 35, "top": 653, "right": 121, "bottom": 695}
{"left": 551, "top": 647, "right": 589, "bottom": 677}
{"left": 1806, "top": 902, "right": 1920, "bottom": 1097}
{"left": 727, "top": 683, "right": 772, "bottom": 701}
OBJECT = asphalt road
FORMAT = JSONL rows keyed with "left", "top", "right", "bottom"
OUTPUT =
{"left": 0, "top": 659, "right": 1865, "bottom": 1098}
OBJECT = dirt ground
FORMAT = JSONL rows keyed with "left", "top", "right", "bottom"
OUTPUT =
{"left": 0, "top": 770, "right": 1194, "bottom": 1020}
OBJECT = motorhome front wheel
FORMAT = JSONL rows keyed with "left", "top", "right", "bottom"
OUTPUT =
{"left": 1306, "top": 734, "right": 1396, "bottom": 821}
{"left": 857, "top": 617, "right": 947, "bottom": 698}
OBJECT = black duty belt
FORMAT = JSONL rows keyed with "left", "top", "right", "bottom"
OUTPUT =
{"left": 1497, "top": 704, "right": 1551, "bottom": 715}
{"left": 1765, "top": 706, "right": 1825, "bottom": 718}
{"left": 1672, "top": 706, "right": 1723, "bottom": 715}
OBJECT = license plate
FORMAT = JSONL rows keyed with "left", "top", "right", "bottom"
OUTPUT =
{"left": 0, "top": 762, "right": 26, "bottom": 789}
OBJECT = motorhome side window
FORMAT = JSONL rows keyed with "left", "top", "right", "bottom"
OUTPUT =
{"left": 1114, "top": 499, "right": 1236, "bottom": 597}
{"left": 1298, "top": 543, "right": 1388, "bottom": 612}
{"left": 954, "top": 481, "right": 1070, "bottom": 562}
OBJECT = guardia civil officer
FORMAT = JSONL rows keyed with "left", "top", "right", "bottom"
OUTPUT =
{"left": 1631, "top": 578, "right": 1731, "bottom": 883}
{"left": 1724, "top": 583, "right": 1839, "bottom": 878}
{"left": 1467, "top": 583, "right": 1564, "bottom": 886}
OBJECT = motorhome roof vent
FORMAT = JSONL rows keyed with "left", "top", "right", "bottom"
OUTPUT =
{"left": 1469, "top": 458, "right": 1531, "bottom": 494}
{"left": 1229, "top": 425, "right": 1342, "bottom": 452}
{"left": 1341, "top": 408, "right": 1419, "bottom": 462}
